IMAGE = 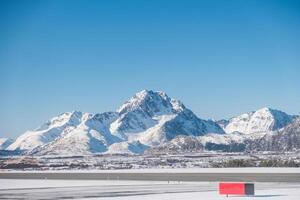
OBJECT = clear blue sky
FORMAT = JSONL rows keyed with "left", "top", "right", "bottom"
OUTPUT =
{"left": 1, "top": 0, "right": 300, "bottom": 138}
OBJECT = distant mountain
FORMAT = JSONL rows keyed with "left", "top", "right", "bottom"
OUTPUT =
{"left": 246, "top": 118, "right": 300, "bottom": 152}
{"left": 5, "top": 90, "right": 299, "bottom": 155}
{"left": 0, "top": 138, "right": 14, "bottom": 150}
{"left": 224, "top": 107, "right": 297, "bottom": 135}
{"left": 206, "top": 108, "right": 299, "bottom": 152}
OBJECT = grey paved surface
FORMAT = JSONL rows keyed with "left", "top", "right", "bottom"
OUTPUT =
{"left": 1, "top": 172, "right": 300, "bottom": 182}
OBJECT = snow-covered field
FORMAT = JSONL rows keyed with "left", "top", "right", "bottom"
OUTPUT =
{"left": 0, "top": 179, "right": 300, "bottom": 200}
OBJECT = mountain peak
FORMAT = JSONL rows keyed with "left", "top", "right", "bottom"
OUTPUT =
{"left": 36, "top": 110, "right": 83, "bottom": 131}
{"left": 224, "top": 107, "right": 296, "bottom": 134}
{"left": 255, "top": 107, "right": 293, "bottom": 116}
{"left": 134, "top": 89, "right": 152, "bottom": 98}
{"left": 256, "top": 107, "right": 281, "bottom": 114}
{"left": 117, "top": 90, "right": 185, "bottom": 116}
{"left": 257, "top": 106, "right": 271, "bottom": 111}
{"left": 70, "top": 110, "right": 83, "bottom": 116}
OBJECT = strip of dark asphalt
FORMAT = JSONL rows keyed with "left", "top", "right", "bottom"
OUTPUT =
{"left": 0, "top": 172, "right": 299, "bottom": 182}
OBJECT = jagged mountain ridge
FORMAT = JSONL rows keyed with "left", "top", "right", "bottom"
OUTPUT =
{"left": 30, "top": 112, "right": 121, "bottom": 155}
{"left": 7, "top": 111, "right": 85, "bottom": 151}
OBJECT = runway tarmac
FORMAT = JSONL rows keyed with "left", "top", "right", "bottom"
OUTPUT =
{"left": 0, "top": 179, "right": 300, "bottom": 200}
{"left": 1, "top": 172, "right": 300, "bottom": 182}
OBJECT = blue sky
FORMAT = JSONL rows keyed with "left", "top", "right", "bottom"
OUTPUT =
{"left": 1, "top": 0, "right": 300, "bottom": 138}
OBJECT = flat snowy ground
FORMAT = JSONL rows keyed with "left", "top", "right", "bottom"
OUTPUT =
{"left": 1, "top": 179, "right": 300, "bottom": 200}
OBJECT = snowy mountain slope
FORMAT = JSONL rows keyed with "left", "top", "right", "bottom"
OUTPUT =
{"left": 146, "top": 135, "right": 204, "bottom": 154}
{"left": 109, "top": 90, "right": 185, "bottom": 139}
{"left": 112, "top": 90, "right": 224, "bottom": 145}
{"left": 198, "top": 130, "right": 276, "bottom": 147}
{"left": 7, "top": 111, "right": 85, "bottom": 151}
{"left": 129, "top": 114, "right": 178, "bottom": 146}
{"left": 196, "top": 108, "right": 299, "bottom": 152}
{"left": 31, "top": 112, "right": 121, "bottom": 155}
{"left": 246, "top": 118, "right": 300, "bottom": 151}
{"left": 224, "top": 107, "right": 297, "bottom": 135}
{"left": 197, "top": 132, "right": 246, "bottom": 145}
{"left": 161, "top": 111, "right": 224, "bottom": 139}
{"left": 130, "top": 112, "right": 225, "bottom": 146}
{"left": 84, "top": 112, "right": 121, "bottom": 145}
{"left": 106, "top": 141, "right": 148, "bottom": 154}
{"left": 147, "top": 109, "right": 224, "bottom": 143}
{"left": 0, "top": 138, "right": 14, "bottom": 150}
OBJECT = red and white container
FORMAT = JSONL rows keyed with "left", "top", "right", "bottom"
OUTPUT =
{"left": 219, "top": 182, "right": 255, "bottom": 196}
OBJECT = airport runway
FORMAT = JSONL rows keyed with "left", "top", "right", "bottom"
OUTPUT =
{"left": 1, "top": 172, "right": 300, "bottom": 182}
{"left": 0, "top": 181, "right": 214, "bottom": 199}
{"left": 0, "top": 179, "right": 300, "bottom": 200}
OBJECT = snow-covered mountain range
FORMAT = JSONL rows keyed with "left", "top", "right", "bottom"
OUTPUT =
{"left": 4, "top": 90, "right": 300, "bottom": 155}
